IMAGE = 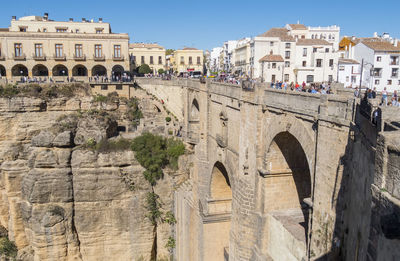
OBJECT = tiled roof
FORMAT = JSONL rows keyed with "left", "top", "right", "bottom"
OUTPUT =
{"left": 362, "top": 41, "right": 400, "bottom": 52}
{"left": 0, "top": 28, "right": 9, "bottom": 32}
{"left": 288, "top": 24, "right": 307, "bottom": 30}
{"left": 296, "top": 39, "right": 332, "bottom": 46}
{"left": 352, "top": 37, "right": 382, "bottom": 44}
{"left": 258, "top": 28, "right": 295, "bottom": 42}
{"left": 182, "top": 47, "right": 198, "bottom": 50}
{"left": 259, "top": 54, "right": 284, "bottom": 62}
{"left": 339, "top": 58, "right": 360, "bottom": 64}
{"left": 129, "top": 43, "right": 164, "bottom": 49}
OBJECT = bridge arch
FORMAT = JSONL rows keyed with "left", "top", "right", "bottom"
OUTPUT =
{"left": 52, "top": 64, "right": 68, "bottom": 76}
{"left": 0, "top": 65, "right": 6, "bottom": 77}
{"left": 32, "top": 64, "right": 49, "bottom": 76}
{"left": 190, "top": 98, "right": 200, "bottom": 121}
{"left": 11, "top": 64, "right": 28, "bottom": 76}
{"left": 210, "top": 161, "right": 232, "bottom": 199}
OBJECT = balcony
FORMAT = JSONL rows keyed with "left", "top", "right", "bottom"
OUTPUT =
{"left": 390, "top": 61, "right": 399, "bottom": 66}
{"left": 391, "top": 73, "right": 399, "bottom": 78}
{"left": 33, "top": 54, "right": 46, "bottom": 61}
{"left": 74, "top": 54, "right": 86, "bottom": 61}
{"left": 94, "top": 55, "right": 105, "bottom": 61}
{"left": 13, "top": 53, "right": 26, "bottom": 61}
{"left": 112, "top": 55, "right": 124, "bottom": 61}
{"left": 53, "top": 54, "right": 66, "bottom": 61}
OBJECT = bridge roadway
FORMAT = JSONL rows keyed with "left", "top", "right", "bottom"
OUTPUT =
{"left": 136, "top": 78, "right": 355, "bottom": 261}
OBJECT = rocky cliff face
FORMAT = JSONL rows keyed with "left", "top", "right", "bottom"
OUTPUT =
{"left": 0, "top": 89, "right": 190, "bottom": 261}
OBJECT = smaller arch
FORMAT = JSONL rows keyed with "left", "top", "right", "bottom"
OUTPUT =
{"left": 210, "top": 161, "right": 231, "bottom": 199}
{"left": 11, "top": 64, "right": 28, "bottom": 76}
{"left": 112, "top": 65, "right": 124, "bottom": 79}
{"left": 190, "top": 98, "right": 200, "bottom": 120}
{"left": 0, "top": 65, "right": 6, "bottom": 77}
{"left": 92, "top": 65, "right": 107, "bottom": 76}
{"left": 72, "top": 64, "right": 88, "bottom": 76}
{"left": 32, "top": 64, "right": 49, "bottom": 76}
{"left": 52, "top": 64, "right": 68, "bottom": 76}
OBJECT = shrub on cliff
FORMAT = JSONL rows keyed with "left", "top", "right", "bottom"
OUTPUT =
{"left": 131, "top": 133, "right": 185, "bottom": 185}
{"left": 126, "top": 97, "right": 143, "bottom": 128}
{"left": 0, "top": 236, "right": 17, "bottom": 259}
{"left": 0, "top": 84, "right": 19, "bottom": 97}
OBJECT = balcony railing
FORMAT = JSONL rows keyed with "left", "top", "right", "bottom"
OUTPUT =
{"left": 33, "top": 54, "right": 46, "bottom": 61}
{"left": 390, "top": 61, "right": 399, "bottom": 65}
{"left": 112, "top": 55, "right": 124, "bottom": 61}
{"left": 373, "top": 73, "right": 382, "bottom": 78}
{"left": 0, "top": 54, "right": 5, "bottom": 61}
{"left": 53, "top": 54, "right": 66, "bottom": 61}
{"left": 74, "top": 54, "right": 86, "bottom": 61}
{"left": 13, "top": 53, "right": 26, "bottom": 60}
{"left": 94, "top": 55, "right": 105, "bottom": 61}
{"left": 391, "top": 73, "right": 399, "bottom": 78}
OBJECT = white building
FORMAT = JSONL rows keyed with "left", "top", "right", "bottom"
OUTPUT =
{"left": 307, "top": 25, "right": 340, "bottom": 50}
{"left": 252, "top": 25, "right": 338, "bottom": 84}
{"left": 338, "top": 58, "right": 360, "bottom": 88}
{"left": 210, "top": 47, "right": 223, "bottom": 72}
{"left": 222, "top": 40, "right": 237, "bottom": 72}
{"left": 353, "top": 41, "right": 400, "bottom": 92}
{"left": 233, "top": 38, "right": 251, "bottom": 76}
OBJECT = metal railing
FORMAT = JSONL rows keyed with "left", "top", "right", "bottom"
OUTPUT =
{"left": 53, "top": 54, "right": 66, "bottom": 61}
{"left": 32, "top": 54, "right": 46, "bottom": 61}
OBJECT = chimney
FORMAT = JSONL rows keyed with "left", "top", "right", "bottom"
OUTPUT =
{"left": 99, "top": 18, "right": 103, "bottom": 23}
{"left": 11, "top": 16, "right": 16, "bottom": 20}
{"left": 44, "top": 13, "right": 48, "bottom": 21}
{"left": 69, "top": 18, "right": 73, "bottom": 22}
{"left": 82, "top": 18, "right": 86, "bottom": 22}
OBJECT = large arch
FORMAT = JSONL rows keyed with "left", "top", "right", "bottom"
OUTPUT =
{"left": 52, "top": 64, "right": 68, "bottom": 76}
{"left": 92, "top": 65, "right": 107, "bottom": 76}
{"left": 210, "top": 161, "right": 231, "bottom": 199}
{"left": 32, "top": 64, "right": 49, "bottom": 76}
{"left": 203, "top": 161, "right": 232, "bottom": 261}
{"left": 190, "top": 98, "right": 200, "bottom": 121}
{"left": 72, "top": 64, "right": 88, "bottom": 76}
{"left": 0, "top": 65, "right": 6, "bottom": 77}
{"left": 112, "top": 65, "right": 124, "bottom": 79}
{"left": 11, "top": 64, "right": 28, "bottom": 76}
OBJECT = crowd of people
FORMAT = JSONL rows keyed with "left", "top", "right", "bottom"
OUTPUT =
{"left": 362, "top": 87, "right": 399, "bottom": 107}
{"left": 270, "top": 81, "right": 332, "bottom": 94}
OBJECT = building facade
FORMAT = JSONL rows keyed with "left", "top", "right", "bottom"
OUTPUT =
{"left": 337, "top": 58, "right": 360, "bottom": 88}
{"left": 353, "top": 41, "right": 400, "bottom": 92}
{"left": 0, "top": 14, "right": 129, "bottom": 81}
{"left": 233, "top": 38, "right": 251, "bottom": 76}
{"left": 173, "top": 48, "right": 203, "bottom": 73}
{"left": 129, "top": 43, "right": 166, "bottom": 74}
{"left": 210, "top": 47, "right": 223, "bottom": 72}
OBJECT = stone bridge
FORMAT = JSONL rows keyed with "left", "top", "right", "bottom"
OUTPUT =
{"left": 135, "top": 78, "right": 399, "bottom": 261}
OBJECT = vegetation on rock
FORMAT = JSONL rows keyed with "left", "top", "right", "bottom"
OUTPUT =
{"left": 145, "top": 192, "right": 163, "bottom": 226}
{"left": 0, "top": 236, "right": 17, "bottom": 259}
{"left": 126, "top": 97, "right": 143, "bottom": 128}
{"left": 0, "top": 83, "right": 90, "bottom": 99}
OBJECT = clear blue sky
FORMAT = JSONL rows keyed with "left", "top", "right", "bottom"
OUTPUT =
{"left": 0, "top": 0, "right": 398, "bottom": 51}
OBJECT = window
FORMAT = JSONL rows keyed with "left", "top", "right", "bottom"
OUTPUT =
{"left": 306, "top": 75, "right": 314, "bottom": 83}
{"left": 325, "top": 48, "right": 329, "bottom": 53}
{"left": 180, "top": 56, "right": 184, "bottom": 65}
{"left": 302, "top": 61, "right": 306, "bottom": 67}
{"left": 339, "top": 65, "right": 345, "bottom": 71}
{"left": 95, "top": 44, "right": 102, "bottom": 58}
{"left": 268, "top": 63, "right": 270, "bottom": 69}
{"left": 75, "top": 44, "right": 83, "bottom": 57}
{"left": 56, "top": 28, "right": 67, "bottom": 32}
{"left": 19, "top": 27, "right": 26, "bottom": 32}
{"left": 150, "top": 56, "right": 154, "bottom": 64}
{"left": 14, "top": 43, "right": 22, "bottom": 57}
{"left": 313, "top": 48, "right": 317, "bottom": 53}
{"left": 55, "top": 44, "right": 63, "bottom": 57}
{"left": 316, "top": 59, "right": 322, "bottom": 67}
{"left": 376, "top": 56, "right": 381, "bottom": 62}
{"left": 329, "top": 59, "right": 334, "bottom": 67}
{"left": 303, "top": 48, "right": 307, "bottom": 57}
{"left": 101, "top": 85, "right": 108, "bottom": 90}
{"left": 346, "top": 76, "right": 349, "bottom": 82}
{"left": 141, "top": 56, "right": 145, "bottom": 64}
{"left": 375, "top": 79, "right": 380, "bottom": 84}
{"left": 285, "top": 43, "right": 291, "bottom": 48}
{"left": 197, "top": 56, "right": 201, "bottom": 65}
{"left": 116, "top": 85, "right": 123, "bottom": 90}
{"left": 285, "top": 61, "right": 290, "bottom": 67}
{"left": 132, "top": 56, "right": 136, "bottom": 62}
{"left": 351, "top": 76, "right": 356, "bottom": 83}
{"left": 392, "top": 68, "right": 398, "bottom": 77}
{"left": 285, "top": 51, "right": 290, "bottom": 59}
{"left": 272, "top": 63, "right": 276, "bottom": 69}
{"left": 34, "top": 44, "right": 43, "bottom": 57}
{"left": 75, "top": 29, "right": 79, "bottom": 33}
{"left": 328, "top": 75, "right": 333, "bottom": 82}
{"left": 158, "top": 56, "right": 162, "bottom": 64}
{"left": 388, "top": 80, "right": 392, "bottom": 85}
{"left": 96, "top": 29, "right": 103, "bottom": 34}
{"left": 114, "top": 45, "right": 121, "bottom": 58}
{"left": 189, "top": 56, "right": 193, "bottom": 65}
{"left": 270, "top": 41, "right": 274, "bottom": 46}
{"left": 43, "top": 28, "right": 47, "bottom": 32}
{"left": 398, "top": 80, "right": 400, "bottom": 85}
{"left": 271, "top": 75, "right": 276, "bottom": 82}
{"left": 284, "top": 74, "right": 289, "bottom": 81}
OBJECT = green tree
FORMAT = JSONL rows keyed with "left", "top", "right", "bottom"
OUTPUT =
{"left": 166, "top": 49, "right": 175, "bottom": 55}
{"left": 138, "top": 64, "right": 152, "bottom": 74}
{"left": 158, "top": 68, "right": 165, "bottom": 75}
